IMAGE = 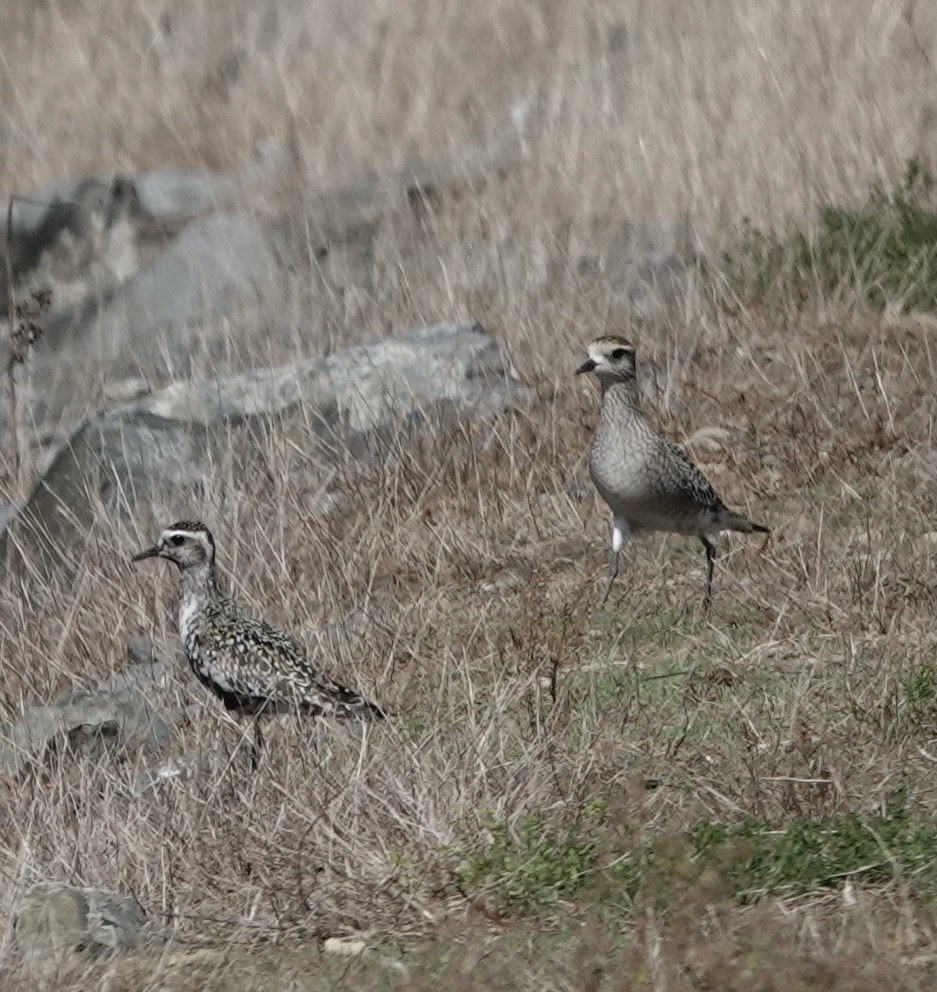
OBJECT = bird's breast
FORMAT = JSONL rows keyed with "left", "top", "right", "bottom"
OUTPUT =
{"left": 178, "top": 593, "right": 202, "bottom": 652}
{"left": 589, "top": 424, "right": 653, "bottom": 503}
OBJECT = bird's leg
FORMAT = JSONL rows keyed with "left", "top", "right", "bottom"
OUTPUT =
{"left": 700, "top": 535, "right": 717, "bottom": 612}
{"left": 601, "top": 518, "right": 630, "bottom": 605}
{"left": 249, "top": 716, "right": 264, "bottom": 773}
{"left": 601, "top": 554, "right": 619, "bottom": 605}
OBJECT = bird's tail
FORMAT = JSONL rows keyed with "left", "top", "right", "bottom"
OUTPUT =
{"left": 330, "top": 683, "right": 387, "bottom": 722}
{"left": 715, "top": 511, "right": 771, "bottom": 557}
{"left": 310, "top": 674, "right": 387, "bottom": 721}
{"left": 340, "top": 697, "right": 387, "bottom": 722}
{"left": 719, "top": 511, "right": 770, "bottom": 536}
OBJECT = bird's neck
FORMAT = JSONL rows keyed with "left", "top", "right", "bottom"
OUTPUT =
{"left": 180, "top": 561, "right": 220, "bottom": 603}
{"left": 600, "top": 377, "right": 642, "bottom": 410}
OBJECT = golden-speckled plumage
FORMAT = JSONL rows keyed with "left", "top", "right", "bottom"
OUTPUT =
{"left": 133, "top": 521, "right": 385, "bottom": 721}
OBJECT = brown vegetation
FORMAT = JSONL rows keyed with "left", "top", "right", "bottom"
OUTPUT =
{"left": 0, "top": 0, "right": 933, "bottom": 988}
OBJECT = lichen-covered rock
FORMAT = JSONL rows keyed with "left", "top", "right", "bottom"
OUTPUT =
{"left": 0, "top": 643, "right": 184, "bottom": 779}
{"left": 0, "top": 321, "right": 531, "bottom": 580}
{"left": 14, "top": 882, "right": 148, "bottom": 961}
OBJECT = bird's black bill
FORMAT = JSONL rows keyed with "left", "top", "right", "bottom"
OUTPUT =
{"left": 131, "top": 545, "right": 160, "bottom": 563}
{"left": 575, "top": 359, "right": 597, "bottom": 375}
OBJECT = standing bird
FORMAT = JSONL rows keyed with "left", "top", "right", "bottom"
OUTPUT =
{"left": 131, "top": 521, "right": 384, "bottom": 766}
{"left": 576, "top": 337, "right": 769, "bottom": 609}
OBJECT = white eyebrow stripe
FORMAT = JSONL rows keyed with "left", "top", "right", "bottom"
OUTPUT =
{"left": 160, "top": 530, "right": 202, "bottom": 543}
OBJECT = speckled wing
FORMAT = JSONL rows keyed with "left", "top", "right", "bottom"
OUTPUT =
{"left": 663, "top": 441, "right": 728, "bottom": 513}
{"left": 196, "top": 609, "right": 385, "bottom": 720}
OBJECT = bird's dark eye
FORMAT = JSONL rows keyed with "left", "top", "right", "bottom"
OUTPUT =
{"left": 611, "top": 348, "right": 628, "bottom": 360}
{"left": 169, "top": 535, "right": 186, "bottom": 546}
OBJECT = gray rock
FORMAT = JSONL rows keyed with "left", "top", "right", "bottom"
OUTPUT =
{"left": 9, "top": 110, "right": 530, "bottom": 433}
{"left": 1, "top": 175, "right": 147, "bottom": 330}
{"left": 14, "top": 882, "right": 148, "bottom": 960}
{"left": 3, "top": 174, "right": 279, "bottom": 390}
{"left": 126, "top": 633, "right": 160, "bottom": 665}
{"left": 1, "top": 321, "right": 530, "bottom": 579}
{"left": 0, "top": 654, "right": 180, "bottom": 778}
{"left": 2, "top": 179, "right": 89, "bottom": 236}
{"left": 56, "top": 640, "right": 183, "bottom": 701}
{"left": 273, "top": 122, "right": 522, "bottom": 260}
{"left": 82, "top": 211, "right": 282, "bottom": 367}
{"left": 1, "top": 143, "right": 287, "bottom": 241}
{"left": 624, "top": 252, "right": 690, "bottom": 319}
{"left": 134, "top": 168, "right": 232, "bottom": 217}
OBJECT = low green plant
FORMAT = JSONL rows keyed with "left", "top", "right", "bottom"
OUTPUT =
{"left": 678, "top": 810, "right": 935, "bottom": 902}
{"left": 449, "top": 806, "right": 936, "bottom": 919}
{"left": 721, "top": 157, "right": 937, "bottom": 312}
{"left": 450, "top": 812, "right": 600, "bottom": 916}
{"left": 904, "top": 660, "right": 937, "bottom": 730}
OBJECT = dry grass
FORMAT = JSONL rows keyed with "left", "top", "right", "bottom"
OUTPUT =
{"left": 0, "top": 0, "right": 934, "bottom": 988}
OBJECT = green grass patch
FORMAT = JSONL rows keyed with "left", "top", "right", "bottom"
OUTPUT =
{"left": 597, "top": 604, "right": 704, "bottom": 648}
{"left": 592, "top": 597, "right": 769, "bottom": 651}
{"left": 549, "top": 598, "right": 781, "bottom": 752}
{"left": 671, "top": 811, "right": 935, "bottom": 902}
{"left": 448, "top": 806, "right": 936, "bottom": 920}
{"left": 449, "top": 810, "right": 604, "bottom": 917}
{"left": 904, "top": 660, "right": 937, "bottom": 731}
{"left": 721, "top": 158, "right": 937, "bottom": 312}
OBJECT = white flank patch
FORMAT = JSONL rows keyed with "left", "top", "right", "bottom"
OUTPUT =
{"left": 178, "top": 593, "right": 200, "bottom": 644}
{"left": 612, "top": 519, "right": 630, "bottom": 552}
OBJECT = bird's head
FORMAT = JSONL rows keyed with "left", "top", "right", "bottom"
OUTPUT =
{"left": 131, "top": 521, "right": 215, "bottom": 571}
{"left": 575, "top": 336, "right": 637, "bottom": 385}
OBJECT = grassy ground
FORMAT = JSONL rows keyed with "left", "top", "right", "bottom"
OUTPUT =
{"left": 0, "top": 0, "right": 934, "bottom": 989}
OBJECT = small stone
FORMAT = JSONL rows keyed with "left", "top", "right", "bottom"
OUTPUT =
{"left": 323, "top": 937, "right": 367, "bottom": 957}
{"left": 131, "top": 756, "right": 195, "bottom": 795}
{"left": 126, "top": 634, "right": 155, "bottom": 664}
{"left": 104, "top": 377, "right": 151, "bottom": 402}
{"left": 130, "top": 747, "right": 226, "bottom": 797}
{"left": 381, "top": 956, "right": 410, "bottom": 980}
